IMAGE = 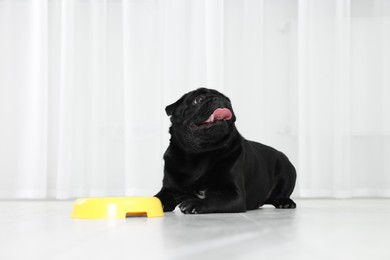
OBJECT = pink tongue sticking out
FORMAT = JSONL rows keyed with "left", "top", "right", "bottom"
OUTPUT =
{"left": 204, "top": 108, "right": 233, "bottom": 123}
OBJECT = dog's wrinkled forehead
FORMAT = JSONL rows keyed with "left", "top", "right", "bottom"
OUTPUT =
{"left": 165, "top": 88, "right": 230, "bottom": 117}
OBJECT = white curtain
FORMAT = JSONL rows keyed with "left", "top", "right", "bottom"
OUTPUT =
{"left": 0, "top": 0, "right": 389, "bottom": 199}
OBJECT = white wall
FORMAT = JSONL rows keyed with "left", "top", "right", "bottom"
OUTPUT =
{"left": 0, "top": 0, "right": 389, "bottom": 198}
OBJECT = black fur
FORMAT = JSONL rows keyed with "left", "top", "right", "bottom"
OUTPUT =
{"left": 155, "top": 88, "right": 296, "bottom": 214}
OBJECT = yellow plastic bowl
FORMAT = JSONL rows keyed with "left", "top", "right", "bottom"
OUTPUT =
{"left": 71, "top": 197, "right": 164, "bottom": 219}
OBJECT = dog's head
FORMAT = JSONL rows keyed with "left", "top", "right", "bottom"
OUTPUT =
{"left": 165, "top": 88, "right": 237, "bottom": 152}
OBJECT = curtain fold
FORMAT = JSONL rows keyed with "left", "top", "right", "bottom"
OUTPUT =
{"left": 0, "top": 0, "right": 389, "bottom": 199}
{"left": 297, "top": 0, "right": 353, "bottom": 197}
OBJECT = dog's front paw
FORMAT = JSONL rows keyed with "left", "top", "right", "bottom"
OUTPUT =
{"left": 154, "top": 191, "right": 177, "bottom": 212}
{"left": 179, "top": 199, "right": 207, "bottom": 214}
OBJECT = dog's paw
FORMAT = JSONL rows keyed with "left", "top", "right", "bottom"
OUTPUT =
{"left": 154, "top": 192, "right": 177, "bottom": 212}
{"left": 179, "top": 199, "right": 207, "bottom": 214}
{"left": 273, "top": 198, "right": 296, "bottom": 209}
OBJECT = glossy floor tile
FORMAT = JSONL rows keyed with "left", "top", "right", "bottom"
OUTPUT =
{"left": 0, "top": 199, "right": 389, "bottom": 260}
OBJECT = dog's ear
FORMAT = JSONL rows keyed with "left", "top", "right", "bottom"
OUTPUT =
{"left": 165, "top": 95, "right": 186, "bottom": 116}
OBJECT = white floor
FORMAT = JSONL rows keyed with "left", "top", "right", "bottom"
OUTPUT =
{"left": 0, "top": 199, "right": 389, "bottom": 260}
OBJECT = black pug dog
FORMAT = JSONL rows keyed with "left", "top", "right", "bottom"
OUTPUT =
{"left": 155, "top": 88, "right": 296, "bottom": 214}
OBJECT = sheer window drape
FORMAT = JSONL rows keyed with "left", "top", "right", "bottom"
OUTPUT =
{"left": 0, "top": 0, "right": 389, "bottom": 199}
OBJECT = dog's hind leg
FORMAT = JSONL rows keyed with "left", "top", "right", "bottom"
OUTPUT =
{"left": 265, "top": 157, "right": 297, "bottom": 209}
{"left": 265, "top": 185, "right": 296, "bottom": 208}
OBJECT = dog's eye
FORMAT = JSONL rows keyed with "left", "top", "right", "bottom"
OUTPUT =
{"left": 193, "top": 95, "right": 205, "bottom": 105}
